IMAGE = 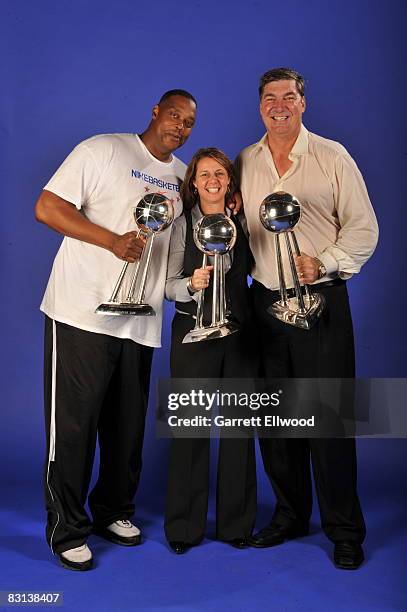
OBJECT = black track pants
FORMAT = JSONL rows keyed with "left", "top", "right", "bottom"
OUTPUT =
{"left": 43, "top": 317, "right": 153, "bottom": 554}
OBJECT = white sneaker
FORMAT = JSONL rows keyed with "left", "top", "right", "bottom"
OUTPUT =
{"left": 94, "top": 520, "right": 141, "bottom": 546}
{"left": 59, "top": 544, "right": 93, "bottom": 571}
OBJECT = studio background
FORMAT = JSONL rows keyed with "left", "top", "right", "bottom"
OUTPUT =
{"left": 1, "top": 1, "right": 406, "bottom": 610}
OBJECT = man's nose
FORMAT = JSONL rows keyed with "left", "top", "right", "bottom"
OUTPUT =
{"left": 272, "top": 99, "right": 284, "bottom": 109}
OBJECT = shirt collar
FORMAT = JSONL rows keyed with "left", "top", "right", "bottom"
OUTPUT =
{"left": 250, "top": 124, "right": 309, "bottom": 158}
{"left": 290, "top": 124, "right": 309, "bottom": 157}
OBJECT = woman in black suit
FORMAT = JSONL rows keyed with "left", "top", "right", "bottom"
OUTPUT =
{"left": 164, "top": 148, "right": 257, "bottom": 554}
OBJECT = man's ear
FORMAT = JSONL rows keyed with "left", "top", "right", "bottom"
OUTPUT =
{"left": 152, "top": 104, "right": 159, "bottom": 120}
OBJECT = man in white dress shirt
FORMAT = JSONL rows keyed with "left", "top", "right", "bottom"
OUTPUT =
{"left": 237, "top": 68, "right": 378, "bottom": 569}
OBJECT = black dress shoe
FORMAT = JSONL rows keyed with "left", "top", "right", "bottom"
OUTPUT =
{"left": 248, "top": 524, "right": 309, "bottom": 548}
{"left": 334, "top": 541, "right": 364, "bottom": 570}
{"left": 168, "top": 541, "right": 190, "bottom": 555}
{"left": 225, "top": 538, "right": 249, "bottom": 549}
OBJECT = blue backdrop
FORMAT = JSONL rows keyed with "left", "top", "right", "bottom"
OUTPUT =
{"left": 1, "top": 1, "right": 406, "bottom": 610}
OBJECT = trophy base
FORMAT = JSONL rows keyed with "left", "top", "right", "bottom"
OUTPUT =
{"left": 95, "top": 302, "right": 156, "bottom": 316}
{"left": 268, "top": 293, "right": 325, "bottom": 330}
{"left": 182, "top": 322, "right": 239, "bottom": 344}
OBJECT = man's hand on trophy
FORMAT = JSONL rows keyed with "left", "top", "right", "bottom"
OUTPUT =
{"left": 294, "top": 253, "right": 320, "bottom": 284}
{"left": 190, "top": 265, "right": 214, "bottom": 291}
{"left": 227, "top": 191, "right": 243, "bottom": 215}
{"left": 111, "top": 231, "right": 146, "bottom": 263}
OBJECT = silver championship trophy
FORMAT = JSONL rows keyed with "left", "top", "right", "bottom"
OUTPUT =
{"left": 96, "top": 192, "right": 174, "bottom": 316}
{"left": 259, "top": 191, "right": 324, "bottom": 330}
{"left": 182, "top": 213, "right": 238, "bottom": 343}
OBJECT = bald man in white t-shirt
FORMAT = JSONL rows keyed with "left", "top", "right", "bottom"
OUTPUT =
{"left": 35, "top": 90, "right": 198, "bottom": 571}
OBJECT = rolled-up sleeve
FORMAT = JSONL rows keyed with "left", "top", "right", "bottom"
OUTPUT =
{"left": 321, "top": 153, "right": 379, "bottom": 278}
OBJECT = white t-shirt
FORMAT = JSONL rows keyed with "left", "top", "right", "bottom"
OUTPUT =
{"left": 40, "top": 133, "right": 185, "bottom": 347}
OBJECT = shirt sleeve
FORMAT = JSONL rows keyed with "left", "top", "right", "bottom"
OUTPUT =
{"left": 44, "top": 142, "right": 102, "bottom": 210}
{"left": 320, "top": 152, "right": 379, "bottom": 278}
{"left": 165, "top": 215, "right": 198, "bottom": 303}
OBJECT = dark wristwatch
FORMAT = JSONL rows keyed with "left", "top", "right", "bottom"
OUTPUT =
{"left": 317, "top": 260, "right": 327, "bottom": 280}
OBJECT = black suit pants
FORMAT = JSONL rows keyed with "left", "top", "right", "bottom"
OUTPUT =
{"left": 252, "top": 281, "right": 366, "bottom": 543}
{"left": 164, "top": 313, "right": 257, "bottom": 544}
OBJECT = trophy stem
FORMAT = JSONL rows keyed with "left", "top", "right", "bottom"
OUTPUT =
{"left": 124, "top": 228, "right": 144, "bottom": 303}
{"left": 136, "top": 233, "right": 155, "bottom": 304}
{"left": 276, "top": 234, "right": 288, "bottom": 305}
{"left": 291, "top": 231, "right": 311, "bottom": 299}
{"left": 125, "top": 259, "right": 142, "bottom": 303}
{"left": 195, "top": 253, "right": 207, "bottom": 330}
{"left": 109, "top": 261, "right": 130, "bottom": 303}
{"left": 212, "top": 254, "right": 219, "bottom": 326}
{"left": 222, "top": 254, "right": 232, "bottom": 321}
{"left": 285, "top": 232, "right": 306, "bottom": 313}
{"left": 291, "top": 230, "right": 301, "bottom": 257}
{"left": 219, "top": 255, "right": 227, "bottom": 324}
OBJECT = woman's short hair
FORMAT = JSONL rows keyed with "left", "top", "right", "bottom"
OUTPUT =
{"left": 181, "top": 147, "right": 238, "bottom": 210}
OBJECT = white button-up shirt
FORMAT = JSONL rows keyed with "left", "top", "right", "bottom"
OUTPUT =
{"left": 236, "top": 124, "right": 378, "bottom": 290}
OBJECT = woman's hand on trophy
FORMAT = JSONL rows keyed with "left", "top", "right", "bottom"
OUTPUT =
{"left": 294, "top": 253, "right": 320, "bottom": 284}
{"left": 111, "top": 231, "right": 146, "bottom": 263}
{"left": 190, "top": 265, "right": 214, "bottom": 291}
